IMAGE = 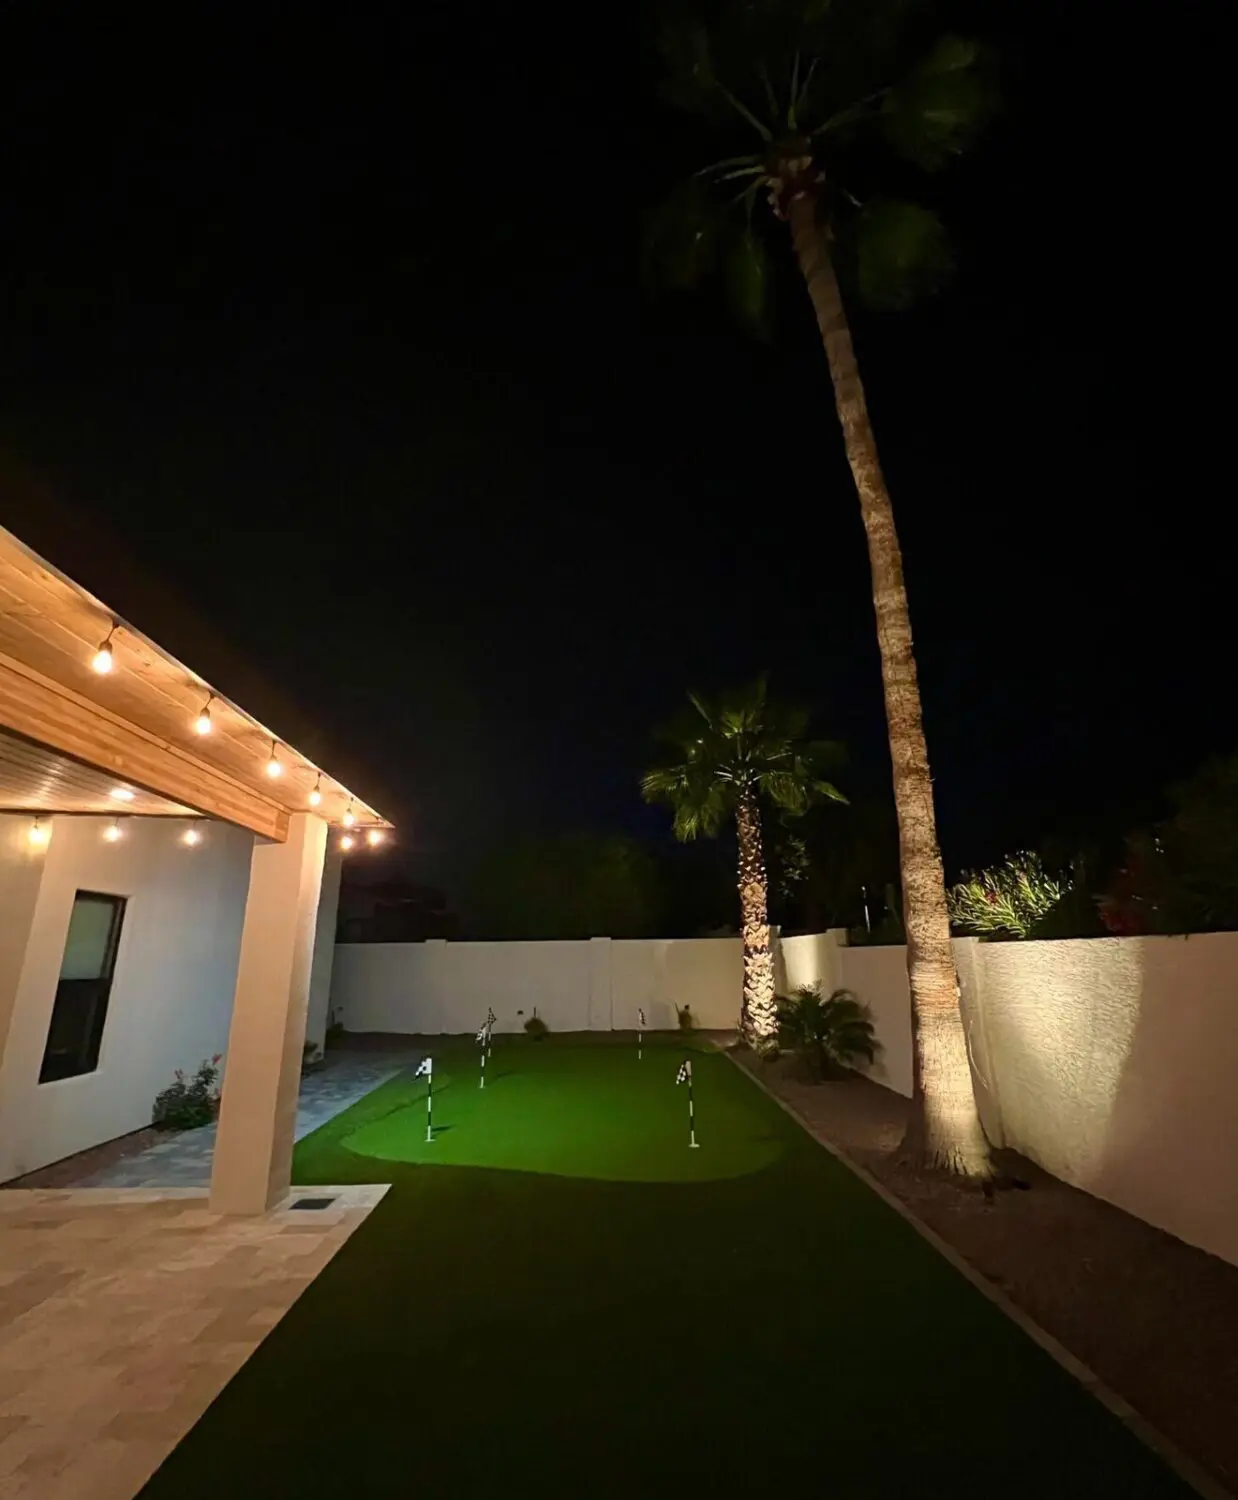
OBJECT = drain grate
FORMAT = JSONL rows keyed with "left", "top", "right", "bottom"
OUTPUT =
{"left": 289, "top": 1196, "right": 336, "bottom": 1211}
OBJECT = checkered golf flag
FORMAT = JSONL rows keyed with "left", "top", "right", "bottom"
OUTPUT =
{"left": 414, "top": 1056, "right": 432, "bottom": 1078}
{"left": 487, "top": 1007, "right": 496, "bottom": 1026}
{"left": 475, "top": 1024, "right": 490, "bottom": 1044}
{"left": 638, "top": 1008, "right": 646, "bottom": 1029}
{"left": 676, "top": 1059, "right": 692, "bottom": 1085}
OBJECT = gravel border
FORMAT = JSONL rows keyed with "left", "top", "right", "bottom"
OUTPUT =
{"left": 725, "top": 1046, "right": 1234, "bottom": 1500}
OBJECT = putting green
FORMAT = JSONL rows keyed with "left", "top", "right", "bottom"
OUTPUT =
{"left": 340, "top": 1036, "right": 780, "bottom": 1181}
{"left": 138, "top": 1031, "right": 1197, "bottom": 1500}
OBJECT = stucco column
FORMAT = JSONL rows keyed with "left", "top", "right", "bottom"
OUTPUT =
{"left": 210, "top": 812, "right": 328, "bottom": 1214}
{"left": 304, "top": 846, "right": 343, "bottom": 1053}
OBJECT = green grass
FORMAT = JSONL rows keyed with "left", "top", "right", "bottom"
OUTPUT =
{"left": 140, "top": 1035, "right": 1193, "bottom": 1499}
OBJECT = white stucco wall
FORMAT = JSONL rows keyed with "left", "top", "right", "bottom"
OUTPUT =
{"left": 0, "top": 814, "right": 253, "bottom": 1182}
{"left": 791, "top": 928, "right": 1238, "bottom": 1267}
{"left": 973, "top": 932, "right": 1238, "bottom": 1266}
{"left": 332, "top": 935, "right": 744, "bottom": 1035}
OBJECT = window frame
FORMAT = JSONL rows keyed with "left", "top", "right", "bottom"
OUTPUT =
{"left": 38, "top": 890, "right": 128, "bottom": 1084}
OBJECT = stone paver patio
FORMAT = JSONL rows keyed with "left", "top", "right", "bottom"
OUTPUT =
{"left": 0, "top": 1184, "right": 388, "bottom": 1500}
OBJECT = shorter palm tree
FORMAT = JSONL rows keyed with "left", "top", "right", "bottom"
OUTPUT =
{"left": 776, "top": 985, "right": 878, "bottom": 1079}
{"left": 641, "top": 676, "right": 844, "bottom": 1049}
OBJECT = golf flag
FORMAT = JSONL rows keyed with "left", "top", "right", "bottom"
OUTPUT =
{"left": 474, "top": 1024, "right": 489, "bottom": 1044}
{"left": 486, "top": 1007, "right": 496, "bottom": 1059}
{"left": 638, "top": 1007, "right": 646, "bottom": 1062}
{"left": 676, "top": 1058, "right": 698, "bottom": 1148}
{"left": 415, "top": 1055, "right": 434, "bottom": 1141}
{"left": 476, "top": 1022, "right": 492, "bottom": 1088}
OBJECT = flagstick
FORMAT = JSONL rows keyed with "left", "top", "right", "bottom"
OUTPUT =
{"left": 688, "top": 1071, "right": 698, "bottom": 1148}
{"left": 638, "top": 1027, "right": 642, "bottom": 1063}
{"left": 425, "top": 1074, "right": 434, "bottom": 1143}
{"left": 480, "top": 1042, "right": 487, "bottom": 1090}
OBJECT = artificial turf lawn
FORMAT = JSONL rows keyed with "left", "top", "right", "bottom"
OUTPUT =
{"left": 140, "top": 1035, "right": 1194, "bottom": 1499}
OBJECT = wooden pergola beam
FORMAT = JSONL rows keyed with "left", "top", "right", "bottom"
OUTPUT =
{"left": 0, "top": 652, "right": 290, "bottom": 841}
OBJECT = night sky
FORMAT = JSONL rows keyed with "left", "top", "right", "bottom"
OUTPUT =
{"left": 0, "top": 2, "right": 1230, "bottom": 890}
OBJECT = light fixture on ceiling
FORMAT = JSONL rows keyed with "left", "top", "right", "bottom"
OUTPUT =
{"left": 308, "top": 773, "right": 323, "bottom": 807}
{"left": 341, "top": 801, "right": 356, "bottom": 828}
{"left": 193, "top": 694, "right": 214, "bottom": 736}
{"left": 91, "top": 623, "right": 117, "bottom": 674}
{"left": 366, "top": 828, "right": 385, "bottom": 847}
{"left": 28, "top": 817, "right": 50, "bottom": 847}
{"left": 109, "top": 786, "right": 136, "bottom": 802}
{"left": 181, "top": 825, "right": 202, "bottom": 847}
{"left": 265, "top": 739, "right": 283, "bottom": 778}
{"left": 103, "top": 818, "right": 124, "bottom": 843}
{"left": 339, "top": 833, "right": 355, "bottom": 851}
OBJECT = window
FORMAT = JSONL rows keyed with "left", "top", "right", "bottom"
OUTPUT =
{"left": 39, "top": 892, "right": 127, "bottom": 1083}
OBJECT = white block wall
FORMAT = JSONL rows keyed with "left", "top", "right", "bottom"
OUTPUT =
{"left": 332, "top": 935, "right": 745, "bottom": 1036}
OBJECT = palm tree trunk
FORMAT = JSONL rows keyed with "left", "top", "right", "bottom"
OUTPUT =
{"left": 787, "top": 197, "right": 990, "bottom": 1177}
{"left": 735, "top": 794, "right": 778, "bottom": 1049}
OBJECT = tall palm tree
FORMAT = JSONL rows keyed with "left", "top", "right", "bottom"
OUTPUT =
{"left": 642, "top": 677, "right": 844, "bottom": 1048}
{"left": 652, "top": 3, "right": 993, "bottom": 1174}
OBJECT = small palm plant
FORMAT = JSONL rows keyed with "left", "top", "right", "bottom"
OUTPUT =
{"left": 775, "top": 985, "right": 878, "bottom": 1080}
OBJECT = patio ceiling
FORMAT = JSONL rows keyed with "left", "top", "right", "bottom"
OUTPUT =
{"left": 0, "top": 727, "right": 196, "bottom": 817}
{"left": 0, "top": 524, "right": 389, "bottom": 841}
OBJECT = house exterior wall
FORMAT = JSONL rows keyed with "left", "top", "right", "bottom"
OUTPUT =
{"left": 0, "top": 813, "right": 253, "bottom": 1182}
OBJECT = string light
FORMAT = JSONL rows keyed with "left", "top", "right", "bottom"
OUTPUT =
{"left": 92, "top": 623, "right": 117, "bottom": 675}
{"left": 193, "top": 694, "right": 214, "bottom": 736}
{"left": 366, "top": 829, "right": 385, "bottom": 847}
{"left": 342, "top": 801, "right": 356, "bottom": 828}
{"left": 308, "top": 774, "right": 323, "bottom": 808}
{"left": 181, "top": 826, "right": 202, "bottom": 847}
{"left": 103, "top": 818, "right": 123, "bottom": 843}
{"left": 109, "top": 786, "right": 135, "bottom": 802}
{"left": 28, "top": 817, "right": 50, "bottom": 847}
{"left": 265, "top": 739, "right": 283, "bottom": 778}
{"left": 339, "top": 833, "right": 355, "bottom": 851}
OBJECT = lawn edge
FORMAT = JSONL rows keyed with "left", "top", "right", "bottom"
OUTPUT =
{"left": 719, "top": 1046, "right": 1233, "bottom": 1500}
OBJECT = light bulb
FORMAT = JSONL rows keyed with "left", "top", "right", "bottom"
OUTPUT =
{"left": 308, "top": 775, "right": 323, "bottom": 807}
{"left": 265, "top": 740, "right": 283, "bottom": 778}
{"left": 366, "top": 829, "right": 385, "bottom": 847}
{"left": 193, "top": 695, "right": 213, "bottom": 735}
{"left": 103, "top": 820, "right": 123, "bottom": 843}
{"left": 342, "top": 804, "right": 356, "bottom": 828}
{"left": 109, "top": 787, "right": 135, "bottom": 802}
{"left": 92, "top": 642, "right": 114, "bottom": 674}
{"left": 339, "top": 833, "right": 355, "bottom": 851}
{"left": 28, "top": 818, "right": 50, "bottom": 847}
{"left": 182, "top": 826, "right": 202, "bottom": 847}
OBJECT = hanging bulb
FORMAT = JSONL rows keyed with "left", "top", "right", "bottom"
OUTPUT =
{"left": 92, "top": 624, "right": 117, "bottom": 674}
{"left": 265, "top": 739, "right": 283, "bottom": 778}
{"left": 339, "top": 833, "right": 355, "bottom": 851}
{"left": 103, "top": 818, "right": 123, "bottom": 843}
{"left": 181, "top": 826, "right": 202, "bottom": 846}
{"left": 308, "top": 774, "right": 323, "bottom": 808}
{"left": 28, "top": 817, "right": 50, "bottom": 847}
{"left": 193, "top": 694, "right": 214, "bottom": 736}
{"left": 366, "top": 829, "right": 385, "bottom": 847}
{"left": 342, "top": 802, "right": 356, "bottom": 828}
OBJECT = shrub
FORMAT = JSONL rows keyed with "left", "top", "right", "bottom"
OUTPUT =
{"left": 948, "top": 852, "right": 1068, "bottom": 939}
{"left": 676, "top": 1004, "right": 694, "bottom": 1031}
{"left": 775, "top": 986, "right": 878, "bottom": 1079}
{"left": 524, "top": 1012, "right": 549, "bottom": 1041}
{"left": 152, "top": 1055, "right": 222, "bottom": 1131}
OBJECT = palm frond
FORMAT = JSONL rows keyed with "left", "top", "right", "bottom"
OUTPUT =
{"left": 883, "top": 36, "right": 992, "bottom": 171}
{"left": 855, "top": 198, "right": 952, "bottom": 311}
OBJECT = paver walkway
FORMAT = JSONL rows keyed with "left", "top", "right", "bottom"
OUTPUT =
{"left": 80, "top": 1048, "right": 422, "bottom": 1189}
